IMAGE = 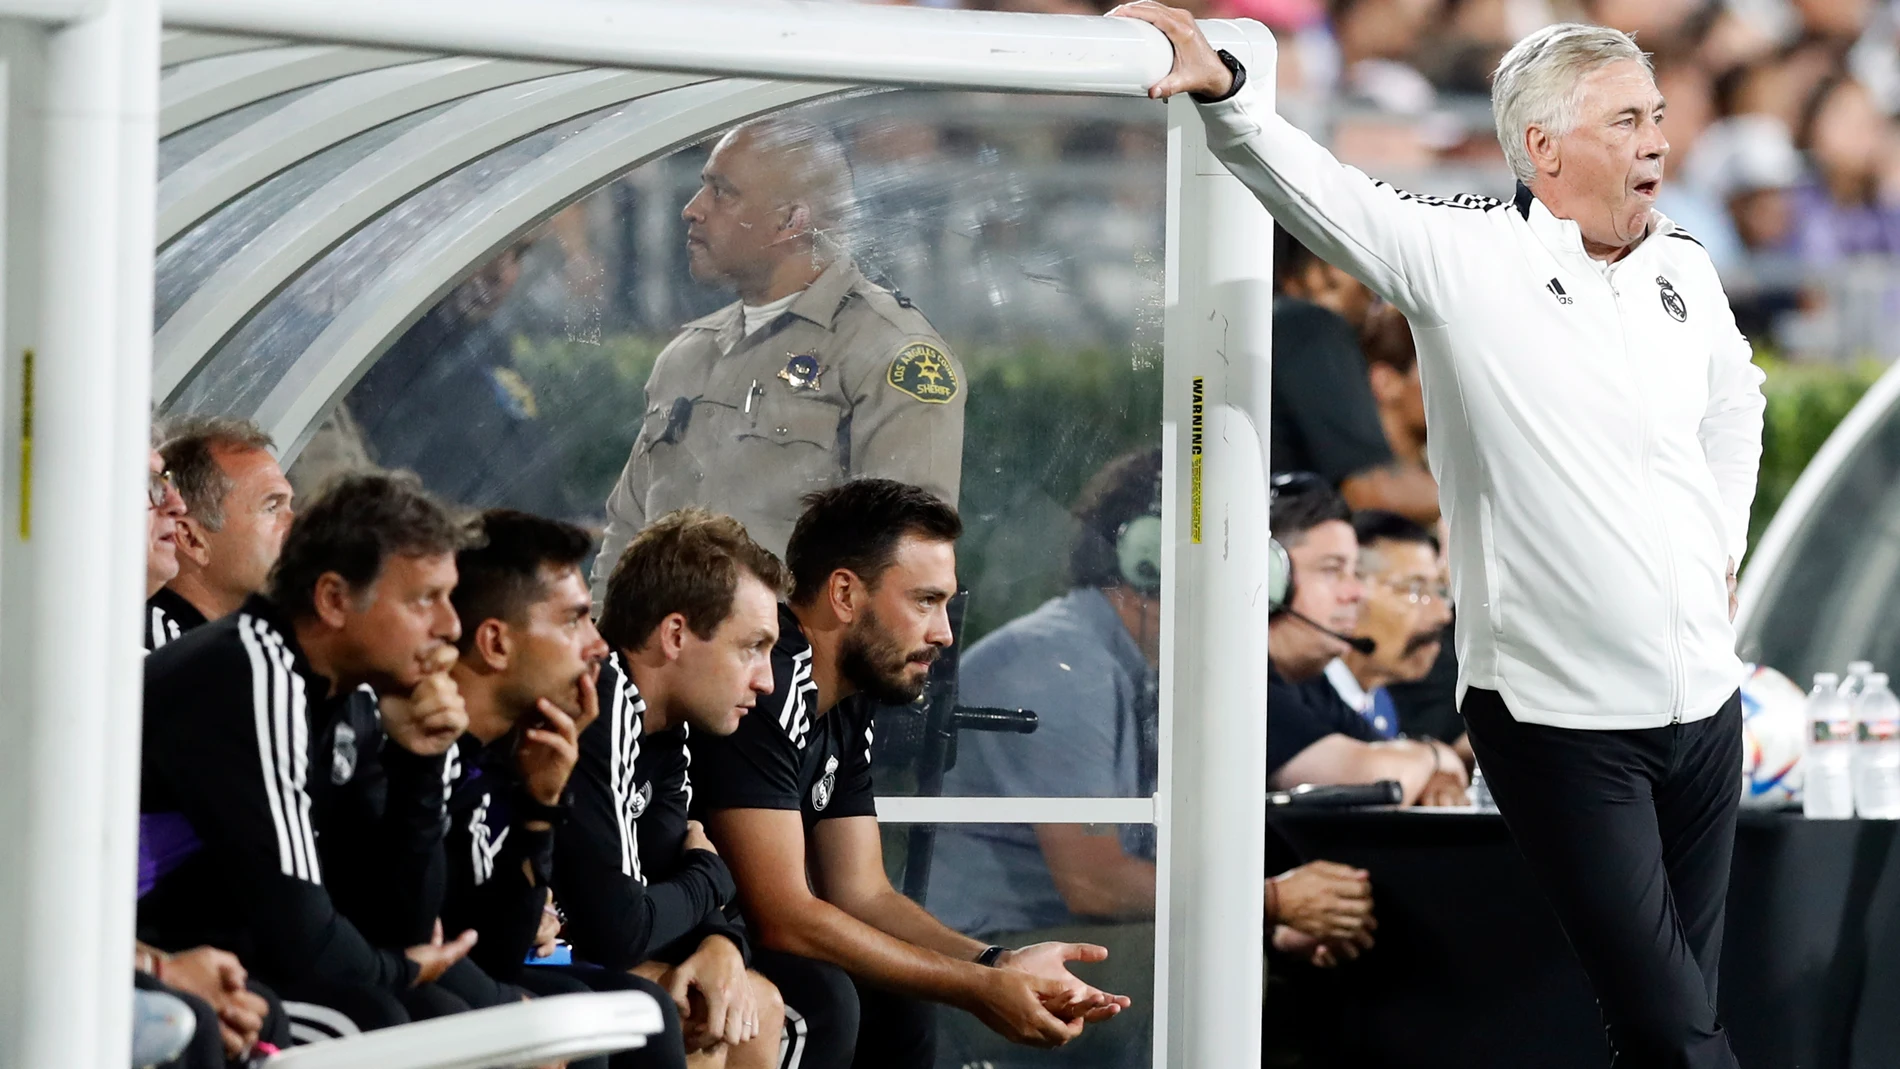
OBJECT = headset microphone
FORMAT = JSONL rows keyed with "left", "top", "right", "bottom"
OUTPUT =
{"left": 1285, "top": 609, "right": 1378, "bottom": 656}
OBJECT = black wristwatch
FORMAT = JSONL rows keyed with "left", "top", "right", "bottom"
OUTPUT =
{"left": 1190, "top": 49, "right": 1248, "bottom": 104}
{"left": 976, "top": 945, "right": 1007, "bottom": 968}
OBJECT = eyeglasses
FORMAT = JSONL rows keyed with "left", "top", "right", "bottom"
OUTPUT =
{"left": 1365, "top": 576, "right": 1451, "bottom": 606}
{"left": 148, "top": 469, "right": 176, "bottom": 510}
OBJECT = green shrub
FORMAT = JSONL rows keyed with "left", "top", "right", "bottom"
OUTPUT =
{"left": 1750, "top": 354, "right": 1885, "bottom": 565}
{"left": 510, "top": 332, "right": 1878, "bottom": 622}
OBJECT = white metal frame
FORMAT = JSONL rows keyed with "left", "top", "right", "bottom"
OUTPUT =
{"left": 0, "top": 3, "right": 1280, "bottom": 1067}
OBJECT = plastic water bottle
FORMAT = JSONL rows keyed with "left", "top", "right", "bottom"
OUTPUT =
{"left": 1855, "top": 674, "right": 1900, "bottom": 819}
{"left": 1468, "top": 762, "right": 1496, "bottom": 812}
{"left": 1805, "top": 673, "right": 1857, "bottom": 819}
{"left": 1843, "top": 660, "right": 1875, "bottom": 703}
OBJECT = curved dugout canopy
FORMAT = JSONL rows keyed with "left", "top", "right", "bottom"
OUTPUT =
{"left": 153, "top": 30, "right": 855, "bottom": 462}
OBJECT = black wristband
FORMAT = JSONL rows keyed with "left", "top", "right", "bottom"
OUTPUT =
{"left": 976, "top": 945, "right": 1007, "bottom": 968}
{"left": 1190, "top": 49, "right": 1248, "bottom": 104}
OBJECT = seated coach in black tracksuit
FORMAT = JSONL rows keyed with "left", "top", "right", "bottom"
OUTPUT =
{"left": 558, "top": 508, "right": 788, "bottom": 1069}
{"left": 690, "top": 481, "right": 1131, "bottom": 1069}
{"left": 141, "top": 473, "right": 481, "bottom": 1034}
{"left": 437, "top": 508, "right": 690, "bottom": 1069}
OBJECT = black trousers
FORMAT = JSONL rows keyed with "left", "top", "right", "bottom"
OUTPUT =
{"left": 1462, "top": 687, "right": 1743, "bottom": 1069}
{"left": 753, "top": 948, "right": 936, "bottom": 1069}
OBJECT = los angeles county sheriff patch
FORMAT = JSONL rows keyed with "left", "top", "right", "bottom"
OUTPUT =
{"left": 886, "top": 342, "right": 960, "bottom": 404}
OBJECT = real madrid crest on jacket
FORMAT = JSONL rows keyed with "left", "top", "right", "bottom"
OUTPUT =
{"left": 593, "top": 257, "right": 968, "bottom": 599}
{"left": 691, "top": 605, "right": 878, "bottom": 833}
{"left": 555, "top": 652, "right": 748, "bottom": 971}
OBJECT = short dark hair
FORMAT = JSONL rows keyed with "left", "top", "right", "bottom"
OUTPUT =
{"left": 1273, "top": 223, "right": 1326, "bottom": 294}
{"left": 159, "top": 416, "right": 276, "bottom": 532}
{"left": 1359, "top": 304, "right": 1417, "bottom": 376}
{"left": 267, "top": 472, "right": 470, "bottom": 618}
{"left": 786, "top": 480, "right": 962, "bottom": 606}
{"left": 599, "top": 508, "right": 790, "bottom": 651}
{"left": 1070, "top": 448, "right": 1162, "bottom": 588}
{"left": 452, "top": 510, "right": 594, "bottom": 653}
{"left": 1270, "top": 471, "right": 1352, "bottom": 548}
{"left": 1351, "top": 509, "right": 1439, "bottom": 556}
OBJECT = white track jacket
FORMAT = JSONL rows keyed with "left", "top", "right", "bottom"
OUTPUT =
{"left": 1199, "top": 76, "right": 1765, "bottom": 730}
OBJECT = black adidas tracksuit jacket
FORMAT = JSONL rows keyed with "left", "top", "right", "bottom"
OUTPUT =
{"left": 554, "top": 652, "right": 747, "bottom": 971}
{"left": 140, "top": 594, "right": 448, "bottom": 997}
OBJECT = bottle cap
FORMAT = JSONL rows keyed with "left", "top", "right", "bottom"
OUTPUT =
{"left": 1816, "top": 672, "right": 1841, "bottom": 687}
{"left": 1871, "top": 673, "right": 1889, "bottom": 688}
{"left": 1850, "top": 661, "right": 1875, "bottom": 675}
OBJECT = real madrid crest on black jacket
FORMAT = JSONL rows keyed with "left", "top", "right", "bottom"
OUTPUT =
{"left": 138, "top": 594, "right": 448, "bottom": 995}
{"left": 690, "top": 605, "right": 878, "bottom": 832}
{"left": 555, "top": 652, "right": 747, "bottom": 971}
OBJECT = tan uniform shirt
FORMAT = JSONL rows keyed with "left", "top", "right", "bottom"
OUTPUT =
{"left": 594, "top": 258, "right": 966, "bottom": 596}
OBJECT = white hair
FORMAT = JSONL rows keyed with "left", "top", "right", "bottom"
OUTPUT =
{"left": 1492, "top": 23, "right": 1653, "bottom": 184}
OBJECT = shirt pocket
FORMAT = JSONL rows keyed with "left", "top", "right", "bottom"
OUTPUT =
{"left": 740, "top": 392, "right": 843, "bottom": 452}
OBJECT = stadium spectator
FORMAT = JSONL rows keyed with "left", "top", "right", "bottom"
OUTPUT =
{"left": 593, "top": 115, "right": 966, "bottom": 589}
{"left": 1272, "top": 226, "right": 1440, "bottom": 525}
{"left": 441, "top": 509, "right": 692, "bottom": 1069}
{"left": 925, "top": 449, "right": 1375, "bottom": 1065}
{"left": 150, "top": 418, "right": 294, "bottom": 647}
{"left": 146, "top": 449, "right": 187, "bottom": 606}
{"left": 557, "top": 508, "right": 789, "bottom": 1069}
{"left": 691, "top": 480, "right": 1129, "bottom": 1069}
{"left": 1356, "top": 304, "right": 1431, "bottom": 485}
{"left": 1265, "top": 473, "right": 1468, "bottom": 805}
{"left": 141, "top": 473, "right": 480, "bottom": 1036}
{"left": 1321, "top": 510, "right": 1451, "bottom": 739}
{"left": 1791, "top": 74, "right": 1900, "bottom": 261}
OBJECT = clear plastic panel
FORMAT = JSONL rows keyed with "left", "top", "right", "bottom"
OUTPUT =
{"left": 157, "top": 85, "right": 318, "bottom": 182}
{"left": 894, "top": 822, "right": 1157, "bottom": 1069}
{"left": 164, "top": 89, "right": 1166, "bottom": 799}
{"left": 1744, "top": 399, "right": 1900, "bottom": 683}
{"left": 170, "top": 102, "right": 631, "bottom": 420}
{"left": 154, "top": 101, "right": 455, "bottom": 329}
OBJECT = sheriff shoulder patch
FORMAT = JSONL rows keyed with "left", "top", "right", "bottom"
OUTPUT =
{"left": 886, "top": 342, "right": 959, "bottom": 404}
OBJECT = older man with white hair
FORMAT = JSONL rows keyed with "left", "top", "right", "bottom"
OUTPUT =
{"left": 1116, "top": 6, "right": 1764, "bottom": 1067}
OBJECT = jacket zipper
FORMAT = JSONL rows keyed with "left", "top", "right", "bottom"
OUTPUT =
{"left": 1604, "top": 258, "right": 1686, "bottom": 722}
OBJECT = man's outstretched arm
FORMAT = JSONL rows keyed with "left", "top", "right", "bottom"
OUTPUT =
{"left": 705, "top": 808, "right": 1113, "bottom": 1047}
{"left": 1111, "top": 2, "right": 1458, "bottom": 325}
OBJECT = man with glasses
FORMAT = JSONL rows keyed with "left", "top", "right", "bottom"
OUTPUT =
{"left": 1266, "top": 474, "right": 1467, "bottom": 807}
{"left": 1320, "top": 510, "right": 1453, "bottom": 740}
{"left": 145, "top": 452, "right": 189, "bottom": 648}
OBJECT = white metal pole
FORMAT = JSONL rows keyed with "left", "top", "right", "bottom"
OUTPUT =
{"left": 0, "top": 1, "right": 131, "bottom": 1066}
{"left": 159, "top": 0, "right": 1275, "bottom": 99}
{"left": 101, "top": 1, "right": 159, "bottom": 1064}
{"left": 1158, "top": 72, "right": 1275, "bottom": 1069}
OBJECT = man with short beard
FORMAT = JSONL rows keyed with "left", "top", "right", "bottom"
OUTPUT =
{"left": 691, "top": 480, "right": 1129, "bottom": 1069}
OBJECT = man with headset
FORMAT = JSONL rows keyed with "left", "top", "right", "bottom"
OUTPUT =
{"left": 1266, "top": 473, "right": 1468, "bottom": 806}
{"left": 927, "top": 452, "right": 1383, "bottom": 1067}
